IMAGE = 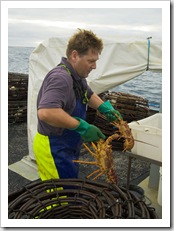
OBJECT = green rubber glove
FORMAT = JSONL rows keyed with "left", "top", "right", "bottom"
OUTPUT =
{"left": 98, "top": 100, "right": 122, "bottom": 122}
{"left": 71, "top": 117, "right": 106, "bottom": 142}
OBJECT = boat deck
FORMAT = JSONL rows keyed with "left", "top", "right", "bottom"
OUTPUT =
{"left": 8, "top": 121, "right": 162, "bottom": 219}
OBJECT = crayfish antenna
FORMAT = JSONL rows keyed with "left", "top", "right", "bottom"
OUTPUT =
{"left": 73, "top": 160, "right": 98, "bottom": 165}
{"left": 133, "top": 139, "right": 158, "bottom": 147}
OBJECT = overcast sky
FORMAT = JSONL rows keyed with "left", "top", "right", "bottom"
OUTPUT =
{"left": 8, "top": 6, "right": 162, "bottom": 47}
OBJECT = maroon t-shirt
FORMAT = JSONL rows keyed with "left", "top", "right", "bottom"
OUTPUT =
{"left": 37, "top": 57, "right": 93, "bottom": 136}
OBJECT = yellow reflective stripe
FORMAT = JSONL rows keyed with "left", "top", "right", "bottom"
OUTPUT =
{"left": 59, "top": 64, "right": 71, "bottom": 75}
{"left": 82, "top": 90, "right": 89, "bottom": 104}
{"left": 33, "top": 132, "right": 60, "bottom": 181}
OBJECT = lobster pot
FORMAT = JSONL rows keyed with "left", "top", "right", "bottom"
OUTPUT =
{"left": 8, "top": 72, "right": 28, "bottom": 123}
{"left": 86, "top": 106, "right": 96, "bottom": 124}
{"left": 8, "top": 101, "right": 27, "bottom": 123}
{"left": 99, "top": 91, "right": 150, "bottom": 123}
{"left": 8, "top": 178, "right": 158, "bottom": 219}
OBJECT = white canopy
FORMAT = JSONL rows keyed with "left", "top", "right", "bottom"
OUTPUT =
{"left": 28, "top": 37, "right": 162, "bottom": 159}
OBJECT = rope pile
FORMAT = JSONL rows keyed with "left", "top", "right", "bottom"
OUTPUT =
{"left": 8, "top": 72, "right": 28, "bottom": 123}
{"left": 8, "top": 178, "right": 158, "bottom": 219}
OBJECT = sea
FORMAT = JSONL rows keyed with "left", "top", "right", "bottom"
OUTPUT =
{"left": 8, "top": 46, "right": 162, "bottom": 111}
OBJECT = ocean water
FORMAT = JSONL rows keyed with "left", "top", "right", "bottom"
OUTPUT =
{"left": 8, "top": 46, "right": 162, "bottom": 111}
{"left": 8, "top": 46, "right": 34, "bottom": 74}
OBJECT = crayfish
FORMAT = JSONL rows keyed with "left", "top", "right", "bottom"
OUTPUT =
{"left": 73, "top": 134, "right": 119, "bottom": 184}
{"left": 110, "top": 114, "right": 134, "bottom": 152}
{"left": 73, "top": 113, "right": 135, "bottom": 185}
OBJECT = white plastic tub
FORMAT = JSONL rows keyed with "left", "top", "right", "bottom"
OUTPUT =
{"left": 128, "top": 113, "right": 162, "bottom": 163}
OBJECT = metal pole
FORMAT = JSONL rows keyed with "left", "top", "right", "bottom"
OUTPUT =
{"left": 126, "top": 156, "right": 133, "bottom": 189}
{"left": 146, "top": 37, "right": 152, "bottom": 71}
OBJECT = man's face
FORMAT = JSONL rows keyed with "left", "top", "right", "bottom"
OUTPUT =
{"left": 73, "top": 49, "right": 99, "bottom": 78}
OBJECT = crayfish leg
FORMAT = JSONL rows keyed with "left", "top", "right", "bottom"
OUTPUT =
{"left": 86, "top": 169, "right": 101, "bottom": 179}
{"left": 92, "top": 170, "right": 105, "bottom": 181}
{"left": 91, "top": 142, "right": 97, "bottom": 151}
{"left": 83, "top": 143, "right": 97, "bottom": 158}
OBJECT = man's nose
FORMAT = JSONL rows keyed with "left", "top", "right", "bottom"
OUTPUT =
{"left": 91, "top": 62, "right": 96, "bottom": 69}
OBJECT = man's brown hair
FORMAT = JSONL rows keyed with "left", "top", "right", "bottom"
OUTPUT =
{"left": 66, "top": 29, "right": 103, "bottom": 58}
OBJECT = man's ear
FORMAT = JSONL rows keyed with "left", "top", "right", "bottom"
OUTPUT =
{"left": 71, "top": 50, "right": 78, "bottom": 63}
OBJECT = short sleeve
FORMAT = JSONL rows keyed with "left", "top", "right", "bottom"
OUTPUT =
{"left": 38, "top": 69, "right": 73, "bottom": 110}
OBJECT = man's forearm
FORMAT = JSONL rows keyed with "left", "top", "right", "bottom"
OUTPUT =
{"left": 88, "top": 93, "right": 104, "bottom": 110}
{"left": 37, "top": 108, "right": 79, "bottom": 129}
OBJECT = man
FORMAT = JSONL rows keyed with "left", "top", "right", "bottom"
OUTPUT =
{"left": 33, "top": 29, "right": 122, "bottom": 181}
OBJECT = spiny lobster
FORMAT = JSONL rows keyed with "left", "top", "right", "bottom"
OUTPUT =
{"left": 73, "top": 134, "right": 119, "bottom": 184}
{"left": 73, "top": 112, "right": 134, "bottom": 184}
{"left": 110, "top": 113, "right": 134, "bottom": 152}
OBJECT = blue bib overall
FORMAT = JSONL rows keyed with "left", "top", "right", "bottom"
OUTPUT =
{"left": 49, "top": 99, "right": 86, "bottom": 179}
